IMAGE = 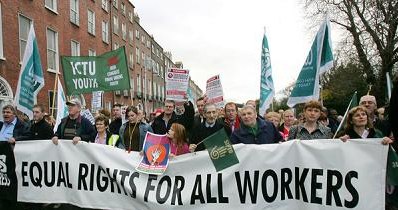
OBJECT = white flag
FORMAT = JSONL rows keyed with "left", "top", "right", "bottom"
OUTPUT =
{"left": 53, "top": 78, "right": 68, "bottom": 133}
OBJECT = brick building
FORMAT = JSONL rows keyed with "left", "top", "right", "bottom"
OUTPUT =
{"left": 0, "top": 0, "right": 201, "bottom": 120}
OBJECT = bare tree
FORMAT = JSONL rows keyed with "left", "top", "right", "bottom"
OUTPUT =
{"left": 304, "top": 0, "right": 398, "bottom": 103}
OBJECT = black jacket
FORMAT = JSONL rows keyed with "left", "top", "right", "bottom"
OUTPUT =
{"left": 390, "top": 78, "right": 398, "bottom": 150}
{"left": 109, "top": 118, "right": 122, "bottom": 134}
{"left": 0, "top": 118, "right": 31, "bottom": 141}
{"left": 30, "top": 118, "right": 54, "bottom": 140}
{"left": 54, "top": 115, "right": 95, "bottom": 142}
{"left": 190, "top": 121, "right": 225, "bottom": 151}
{"left": 151, "top": 101, "right": 194, "bottom": 135}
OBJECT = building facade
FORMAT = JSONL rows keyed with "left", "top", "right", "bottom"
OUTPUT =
{"left": 0, "top": 0, "right": 202, "bottom": 119}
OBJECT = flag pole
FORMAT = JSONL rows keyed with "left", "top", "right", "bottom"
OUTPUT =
{"left": 51, "top": 73, "right": 59, "bottom": 117}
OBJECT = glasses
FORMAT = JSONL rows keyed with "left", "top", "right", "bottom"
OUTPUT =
{"left": 164, "top": 105, "right": 174, "bottom": 108}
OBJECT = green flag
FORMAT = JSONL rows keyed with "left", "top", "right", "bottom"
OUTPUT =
{"left": 387, "top": 146, "right": 398, "bottom": 186}
{"left": 14, "top": 24, "right": 44, "bottom": 119}
{"left": 287, "top": 17, "right": 333, "bottom": 107}
{"left": 333, "top": 91, "right": 358, "bottom": 138}
{"left": 203, "top": 129, "right": 239, "bottom": 172}
{"left": 61, "top": 46, "right": 130, "bottom": 95}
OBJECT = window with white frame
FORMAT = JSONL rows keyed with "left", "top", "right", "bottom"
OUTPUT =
{"left": 46, "top": 28, "right": 58, "bottom": 72}
{"left": 135, "top": 29, "right": 139, "bottom": 39}
{"left": 71, "top": 40, "right": 80, "bottom": 56}
{"left": 112, "top": 0, "right": 118, "bottom": 9}
{"left": 102, "top": 21, "right": 109, "bottom": 43}
{"left": 70, "top": 0, "right": 79, "bottom": 25}
{"left": 151, "top": 45, "right": 155, "bottom": 54}
{"left": 87, "top": 9, "right": 95, "bottom": 35}
{"left": 136, "top": 47, "right": 140, "bottom": 64}
{"left": 18, "top": 14, "right": 32, "bottom": 62}
{"left": 113, "top": 15, "right": 118, "bottom": 35}
{"left": 146, "top": 40, "right": 150, "bottom": 48}
{"left": 128, "top": 11, "right": 133, "bottom": 23}
{"left": 0, "top": 3, "right": 3, "bottom": 59}
{"left": 121, "top": 22, "right": 126, "bottom": 40}
{"left": 137, "top": 74, "right": 141, "bottom": 93}
{"left": 148, "top": 79, "right": 152, "bottom": 96}
{"left": 113, "top": 42, "right": 119, "bottom": 50}
{"left": 45, "top": 0, "right": 57, "bottom": 13}
{"left": 101, "top": 0, "right": 109, "bottom": 12}
{"left": 88, "top": 49, "right": 96, "bottom": 56}
{"left": 129, "top": 29, "right": 133, "bottom": 45}
{"left": 129, "top": 51, "right": 133, "bottom": 67}
{"left": 141, "top": 35, "right": 145, "bottom": 44}
{"left": 121, "top": 2, "right": 126, "bottom": 15}
{"left": 141, "top": 52, "right": 145, "bottom": 66}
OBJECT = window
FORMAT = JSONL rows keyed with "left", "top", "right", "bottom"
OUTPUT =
{"left": 88, "top": 49, "right": 96, "bottom": 56}
{"left": 137, "top": 74, "right": 141, "bottom": 93}
{"left": 151, "top": 45, "right": 155, "bottom": 54}
{"left": 18, "top": 14, "right": 32, "bottom": 62}
{"left": 136, "top": 47, "right": 140, "bottom": 64}
{"left": 48, "top": 90, "right": 57, "bottom": 117}
{"left": 135, "top": 29, "right": 139, "bottom": 39}
{"left": 141, "top": 52, "right": 145, "bottom": 66}
{"left": 146, "top": 40, "right": 150, "bottom": 48}
{"left": 121, "top": 23, "right": 126, "bottom": 40}
{"left": 102, "top": 21, "right": 109, "bottom": 43}
{"left": 113, "top": 15, "right": 118, "bottom": 35}
{"left": 142, "top": 35, "right": 145, "bottom": 44}
{"left": 113, "top": 42, "right": 119, "bottom": 50}
{"left": 87, "top": 10, "right": 95, "bottom": 35}
{"left": 47, "top": 28, "right": 58, "bottom": 72}
{"left": 129, "top": 29, "right": 133, "bottom": 45}
{"left": 128, "top": 11, "right": 133, "bottom": 23}
{"left": 71, "top": 40, "right": 80, "bottom": 56}
{"left": 70, "top": 0, "right": 79, "bottom": 25}
{"left": 0, "top": 3, "right": 4, "bottom": 59}
{"left": 121, "top": 3, "right": 126, "bottom": 15}
{"left": 112, "top": 0, "right": 118, "bottom": 9}
{"left": 148, "top": 79, "right": 152, "bottom": 96}
{"left": 45, "top": 0, "right": 57, "bottom": 13}
{"left": 129, "top": 51, "right": 134, "bottom": 67}
{"left": 101, "top": 0, "right": 109, "bottom": 12}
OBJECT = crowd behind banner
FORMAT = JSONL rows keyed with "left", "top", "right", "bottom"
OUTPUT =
{"left": 0, "top": 77, "right": 397, "bottom": 209}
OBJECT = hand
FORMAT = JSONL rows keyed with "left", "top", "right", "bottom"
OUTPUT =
{"left": 169, "top": 153, "right": 176, "bottom": 158}
{"left": 52, "top": 136, "right": 59, "bottom": 145}
{"left": 72, "top": 136, "right": 81, "bottom": 145}
{"left": 339, "top": 135, "right": 350, "bottom": 142}
{"left": 189, "top": 144, "right": 197, "bottom": 153}
{"left": 381, "top": 137, "right": 393, "bottom": 145}
{"left": 7, "top": 137, "right": 15, "bottom": 144}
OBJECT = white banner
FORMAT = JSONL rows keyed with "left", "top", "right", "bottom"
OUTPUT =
{"left": 165, "top": 68, "right": 190, "bottom": 102}
{"left": 206, "top": 75, "right": 225, "bottom": 108}
{"left": 14, "top": 139, "right": 387, "bottom": 210}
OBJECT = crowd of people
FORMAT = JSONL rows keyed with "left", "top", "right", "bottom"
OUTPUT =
{"left": 0, "top": 85, "right": 397, "bottom": 209}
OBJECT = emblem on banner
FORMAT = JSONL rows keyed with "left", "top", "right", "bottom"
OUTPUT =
{"left": 210, "top": 139, "right": 234, "bottom": 160}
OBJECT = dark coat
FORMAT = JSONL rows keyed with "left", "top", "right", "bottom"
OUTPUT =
{"left": 151, "top": 101, "right": 195, "bottom": 135}
{"left": 109, "top": 118, "right": 122, "bottom": 135}
{"left": 340, "top": 127, "right": 383, "bottom": 139}
{"left": 190, "top": 121, "right": 225, "bottom": 151}
{"left": 30, "top": 118, "right": 54, "bottom": 140}
{"left": 390, "top": 78, "right": 398, "bottom": 150}
{"left": 231, "top": 118, "right": 283, "bottom": 145}
{"left": 54, "top": 115, "right": 95, "bottom": 142}
{"left": 0, "top": 118, "right": 31, "bottom": 141}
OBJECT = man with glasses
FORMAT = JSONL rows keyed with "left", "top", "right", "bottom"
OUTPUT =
{"left": 359, "top": 94, "right": 391, "bottom": 136}
{"left": 151, "top": 100, "right": 194, "bottom": 135}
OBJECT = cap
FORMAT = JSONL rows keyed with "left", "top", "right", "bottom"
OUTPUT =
{"left": 66, "top": 98, "right": 82, "bottom": 107}
{"left": 359, "top": 95, "right": 377, "bottom": 105}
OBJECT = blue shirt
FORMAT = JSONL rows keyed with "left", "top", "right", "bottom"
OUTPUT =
{"left": 0, "top": 118, "right": 17, "bottom": 141}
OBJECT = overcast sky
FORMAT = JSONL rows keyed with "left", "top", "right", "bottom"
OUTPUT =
{"left": 132, "top": 0, "right": 338, "bottom": 103}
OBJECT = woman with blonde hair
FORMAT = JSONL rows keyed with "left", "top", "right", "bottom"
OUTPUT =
{"left": 166, "top": 123, "right": 190, "bottom": 156}
{"left": 338, "top": 106, "right": 392, "bottom": 145}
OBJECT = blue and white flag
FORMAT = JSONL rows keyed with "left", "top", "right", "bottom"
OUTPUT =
{"left": 259, "top": 31, "right": 275, "bottom": 116}
{"left": 14, "top": 24, "right": 45, "bottom": 119}
{"left": 54, "top": 78, "right": 68, "bottom": 133}
{"left": 287, "top": 17, "right": 333, "bottom": 107}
